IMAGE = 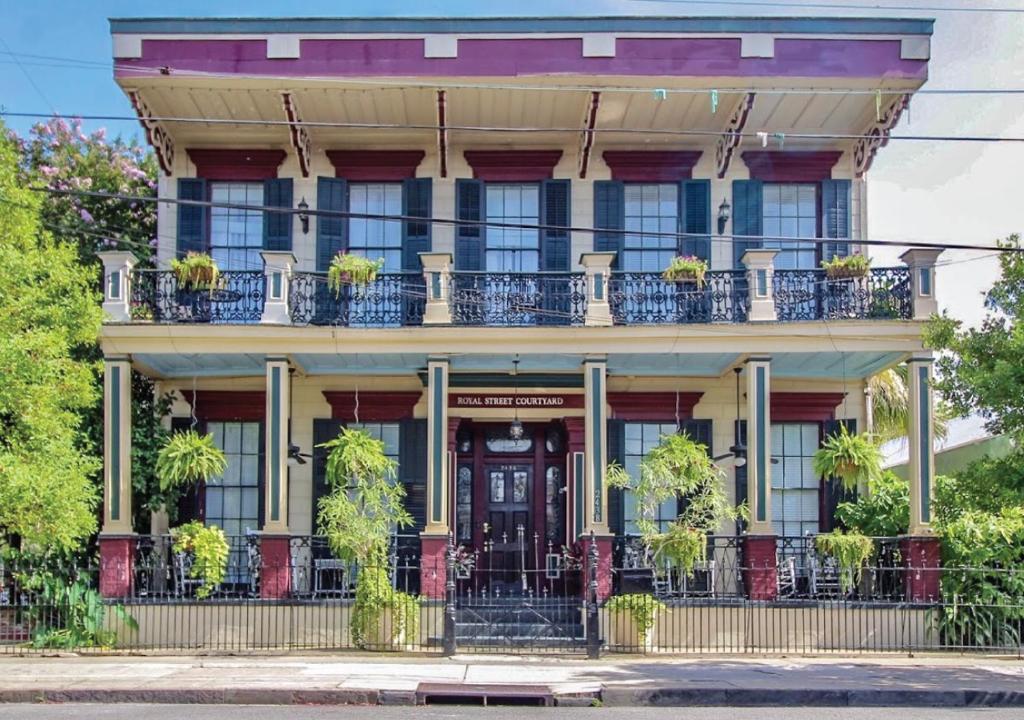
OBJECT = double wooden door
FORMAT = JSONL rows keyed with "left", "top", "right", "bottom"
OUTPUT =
{"left": 484, "top": 464, "right": 532, "bottom": 591}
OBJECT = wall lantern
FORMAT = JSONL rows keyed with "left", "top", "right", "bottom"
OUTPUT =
{"left": 509, "top": 356, "right": 524, "bottom": 441}
{"left": 297, "top": 197, "right": 310, "bottom": 235}
{"left": 717, "top": 198, "right": 731, "bottom": 236}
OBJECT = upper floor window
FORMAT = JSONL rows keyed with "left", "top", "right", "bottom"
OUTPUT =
{"left": 485, "top": 183, "right": 539, "bottom": 273}
{"left": 762, "top": 184, "right": 817, "bottom": 270}
{"left": 623, "top": 184, "right": 678, "bottom": 273}
{"left": 348, "top": 183, "right": 403, "bottom": 272}
{"left": 210, "top": 182, "right": 264, "bottom": 271}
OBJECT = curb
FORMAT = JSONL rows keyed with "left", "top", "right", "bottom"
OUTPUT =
{"left": 600, "top": 687, "right": 1024, "bottom": 708}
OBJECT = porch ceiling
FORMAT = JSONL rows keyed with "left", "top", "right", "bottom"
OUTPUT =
{"left": 133, "top": 349, "right": 904, "bottom": 381}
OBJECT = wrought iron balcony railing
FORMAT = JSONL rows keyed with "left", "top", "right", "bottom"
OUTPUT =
{"left": 608, "top": 270, "right": 750, "bottom": 324}
{"left": 129, "top": 269, "right": 266, "bottom": 324}
{"left": 773, "top": 267, "right": 912, "bottom": 322}
{"left": 450, "top": 272, "right": 587, "bottom": 327}
{"left": 288, "top": 272, "right": 426, "bottom": 327}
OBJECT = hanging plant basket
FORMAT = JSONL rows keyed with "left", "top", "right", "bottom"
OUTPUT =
{"left": 171, "top": 252, "right": 221, "bottom": 291}
{"left": 812, "top": 426, "right": 883, "bottom": 492}
{"left": 662, "top": 256, "right": 708, "bottom": 287}
{"left": 328, "top": 254, "right": 384, "bottom": 296}
{"left": 156, "top": 429, "right": 228, "bottom": 490}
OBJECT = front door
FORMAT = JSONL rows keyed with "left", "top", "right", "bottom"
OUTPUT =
{"left": 485, "top": 464, "right": 532, "bottom": 593}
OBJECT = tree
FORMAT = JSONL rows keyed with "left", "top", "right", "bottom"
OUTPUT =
{"left": 868, "top": 365, "right": 950, "bottom": 444}
{"left": 0, "top": 124, "right": 102, "bottom": 552}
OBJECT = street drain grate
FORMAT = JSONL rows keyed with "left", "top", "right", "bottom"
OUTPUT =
{"left": 416, "top": 683, "right": 554, "bottom": 706}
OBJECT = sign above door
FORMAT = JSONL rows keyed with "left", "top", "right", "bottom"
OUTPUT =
{"left": 449, "top": 393, "right": 584, "bottom": 409}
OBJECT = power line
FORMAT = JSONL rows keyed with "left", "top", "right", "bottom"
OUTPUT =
{"left": 0, "top": 37, "right": 56, "bottom": 115}
{"left": 31, "top": 185, "right": 1017, "bottom": 255}
{"left": 628, "top": 0, "right": 1024, "bottom": 14}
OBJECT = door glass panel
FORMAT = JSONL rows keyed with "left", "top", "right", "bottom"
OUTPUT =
{"left": 456, "top": 465, "right": 472, "bottom": 543}
{"left": 545, "top": 466, "right": 564, "bottom": 543}
{"left": 490, "top": 471, "right": 506, "bottom": 502}
{"left": 512, "top": 470, "right": 529, "bottom": 503}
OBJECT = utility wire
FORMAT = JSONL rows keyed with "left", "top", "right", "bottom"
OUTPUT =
{"left": 627, "top": 0, "right": 1024, "bottom": 13}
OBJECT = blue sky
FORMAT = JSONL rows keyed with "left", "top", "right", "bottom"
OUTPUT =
{"left": 2, "top": 0, "right": 1023, "bottom": 327}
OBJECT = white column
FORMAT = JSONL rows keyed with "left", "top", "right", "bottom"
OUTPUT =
{"left": 103, "top": 356, "right": 133, "bottom": 534}
{"left": 741, "top": 249, "right": 779, "bottom": 322}
{"left": 260, "top": 251, "right": 296, "bottom": 324}
{"left": 263, "top": 357, "right": 290, "bottom": 534}
{"left": 583, "top": 356, "right": 610, "bottom": 534}
{"left": 420, "top": 252, "right": 453, "bottom": 325}
{"left": 746, "top": 356, "right": 773, "bottom": 535}
{"left": 907, "top": 353, "right": 936, "bottom": 535}
{"left": 98, "top": 251, "right": 138, "bottom": 322}
{"left": 425, "top": 356, "right": 451, "bottom": 534}
{"left": 900, "top": 248, "right": 944, "bottom": 320}
{"left": 579, "top": 252, "right": 616, "bottom": 327}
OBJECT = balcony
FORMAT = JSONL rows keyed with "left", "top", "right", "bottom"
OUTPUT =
{"left": 103, "top": 249, "right": 934, "bottom": 329}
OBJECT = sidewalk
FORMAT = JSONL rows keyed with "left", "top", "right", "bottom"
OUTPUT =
{"left": 0, "top": 654, "right": 1022, "bottom": 707}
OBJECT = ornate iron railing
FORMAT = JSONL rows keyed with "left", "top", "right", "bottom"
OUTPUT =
{"left": 450, "top": 272, "right": 587, "bottom": 326}
{"left": 773, "top": 267, "right": 912, "bottom": 322}
{"left": 608, "top": 270, "right": 749, "bottom": 324}
{"left": 289, "top": 272, "right": 425, "bottom": 327}
{"left": 129, "top": 270, "right": 265, "bottom": 324}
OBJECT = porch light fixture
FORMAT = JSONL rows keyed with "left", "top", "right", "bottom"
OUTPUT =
{"left": 297, "top": 197, "right": 310, "bottom": 235}
{"left": 509, "top": 356, "right": 524, "bottom": 440}
{"left": 717, "top": 198, "right": 731, "bottom": 235}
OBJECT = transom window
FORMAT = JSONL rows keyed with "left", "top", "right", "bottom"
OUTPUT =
{"left": 623, "top": 184, "right": 678, "bottom": 273}
{"left": 762, "top": 184, "right": 818, "bottom": 270}
{"left": 770, "top": 422, "right": 820, "bottom": 540}
{"left": 485, "top": 184, "right": 540, "bottom": 273}
{"left": 623, "top": 422, "right": 679, "bottom": 535}
{"left": 348, "top": 183, "right": 403, "bottom": 272}
{"left": 210, "top": 183, "right": 264, "bottom": 271}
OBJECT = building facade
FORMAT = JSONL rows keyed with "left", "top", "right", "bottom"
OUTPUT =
{"left": 98, "top": 16, "right": 943, "bottom": 605}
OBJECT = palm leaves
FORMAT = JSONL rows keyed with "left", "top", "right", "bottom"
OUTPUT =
{"left": 869, "top": 366, "right": 950, "bottom": 444}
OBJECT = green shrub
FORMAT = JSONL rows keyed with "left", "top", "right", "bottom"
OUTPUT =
{"left": 171, "top": 521, "right": 230, "bottom": 599}
{"left": 606, "top": 593, "right": 665, "bottom": 634}
{"left": 27, "top": 573, "right": 137, "bottom": 649}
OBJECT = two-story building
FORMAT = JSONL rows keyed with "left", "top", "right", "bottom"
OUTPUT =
{"left": 96, "top": 15, "right": 943, "bottom": 624}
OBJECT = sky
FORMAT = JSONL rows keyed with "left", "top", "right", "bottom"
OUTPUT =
{"left": 1, "top": 0, "right": 1023, "bottom": 329}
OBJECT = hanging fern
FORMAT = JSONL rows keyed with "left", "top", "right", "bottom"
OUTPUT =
{"left": 815, "top": 530, "right": 874, "bottom": 593}
{"left": 812, "top": 426, "right": 883, "bottom": 492}
{"left": 327, "top": 253, "right": 384, "bottom": 295}
{"left": 171, "top": 521, "right": 230, "bottom": 599}
{"left": 170, "top": 252, "right": 220, "bottom": 291}
{"left": 155, "top": 430, "right": 228, "bottom": 490}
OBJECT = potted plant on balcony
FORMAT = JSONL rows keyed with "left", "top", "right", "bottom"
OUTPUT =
{"left": 662, "top": 255, "right": 708, "bottom": 288}
{"left": 605, "top": 593, "right": 665, "bottom": 652}
{"left": 317, "top": 427, "right": 418, "bottom": 650}
{"left": 170, "top": 521, "right": 230, "bottom": 599}
{"left": 171, "top": 251, "right": 221, "bottom": 291}
{"left": 822, "top": 253, "right": 870, "bottom": 280}
{"left": 129, "top": 303, "right": 154, "bottom": 322}
{"left": 328, "top": 253, "right": 385, "bottom": 296}
{"left": 812, "top": 426, "right": 883, "bottom": 492}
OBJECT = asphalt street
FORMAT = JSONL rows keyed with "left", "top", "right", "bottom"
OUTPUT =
{"left": 0, "top": 707, "right": 1020, "bottom": 720}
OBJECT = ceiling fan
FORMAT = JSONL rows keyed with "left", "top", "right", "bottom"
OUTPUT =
{"left": 712, "top": 366, "right": 779, "bottom": 467}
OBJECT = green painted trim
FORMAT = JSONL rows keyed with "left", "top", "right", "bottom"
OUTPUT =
{"left": 755, "top": 365, "right": 767, "bottom": 524}
{"left": 109, "top": 270, "right": 121, "bottom": 300}
{"left": 111, "top": 365, "right": 121, "bottom": 522}
{"left": 271, "top": 271, "right": 282, "bottom": 299}
{"left": 590, "top": 365, "right": 604, "bottom": 524}
{"left": 270, "top": 365, "right": 281, "bottom": 522}
{"left": 594, "top": 273, "right": 604, "bottom": 301}
{"left": 920, "top": 267, "right": 932, "bottom": 296}
{"left": 431, "top": 272, "right": 441, "bottom": 300}
{"left": 756, "top": 269, "right": 768, "bottom": 297}
{"left": 918, "top": 365, "right": 931, "bottom": 523}
{"left": 430, "top": 365, "right": 444, "bottom": 524}
{"left": 574, "top": 452, "right": 584, "bottom": 538}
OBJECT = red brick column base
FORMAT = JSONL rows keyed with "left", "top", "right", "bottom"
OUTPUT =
{"left": 420, "top": 535, "right": 448, "bottom": 600}
{"left": 577, "top": 535, "right": 614, "bottom": 603}
{"left": 742, "top": 535, "right": 778, "bottom": 601}
{"left": 900, "top": 535, "right": 942, "bottom": 603}
{"left": 99, "top": 535, "right": 135, "bottom": 599}
{"left": 260, "top": 535, "right": 292, "bottom": 599}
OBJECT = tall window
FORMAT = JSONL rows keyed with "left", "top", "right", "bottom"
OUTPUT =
{"left": 623, "top": 422, "right": 678, "bottom": 534}
{"left": 348, "top": 422, "right": 402, "bottom": 534}
{"left": 209, "top": 183, "right": 264, "bottom": 271}
{"left": 762, "top": 184, "right": 817, "bottom": 270}
{"left": 623, "top": 184, "right": 678, "bottom": 272}
{"left": 770, "top": 422, "right": 820, "bottom": 539}
{"left": 348, "top": 183, "right": 403, "bottom": 272}
{"left": 485, "top": 184, "right": 539, "bottom": 272}
{"left": 204, "top": 421, "right": 261, "bottom": 584}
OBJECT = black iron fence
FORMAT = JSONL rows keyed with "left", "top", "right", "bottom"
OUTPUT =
{"left": 129, "top": 269, "right": 266, "bottom": 323}
{"left": 773, "top": 266, "right": 912, "bottom": 322}
{"left": 608, "top": 270, "right": 749, "bottom": 324}
{"left": 450, "top": 272, "right": 587, "bottom": 326}
{"left": 288, "top": 272, "right": 426, "bottom": 326}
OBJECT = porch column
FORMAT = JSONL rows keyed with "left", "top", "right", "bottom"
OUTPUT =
{"left": 900, "top": 248, "right": 943, "bottom": 321}
{"left": 100, "top": 356, "right": 134, "bottom": 598}
{"left": 98, "top": 251, "right": 138, "bottom": 322}
{"left": 420, "top": 252, "right": 453, "bottom": 325}
{"left": 564, "top": 418, "right": 586, "bottom": 545}
{"left": 579, "top": 252, "right": 616, "bottom": 327}
{"left": 742, "top": 356, "right": 777, "bottom": 600}
{"left": 260, "top": 250, "right": 296, "bottom": 324}
{"left": 421, "top": 356, "right": 451, "bottom": 599}
{"left": 261, "top": 356, "right": 291, "bottom": 599}
{"left": 582, "top": 357, "right": 613, "bottom": 600}
{"left": 741, "top": 249, "right": 779, "bottom": 322}
{"left": 902, "top": 352, "right": 941, "bottom": 602}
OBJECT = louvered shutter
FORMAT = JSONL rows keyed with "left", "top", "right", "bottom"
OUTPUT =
{"left": 455, "top": 179, "right": 485, "bottom": 271}
{"left": 678, "top": 419, "right": 714, "bottom": 519}
{"left": 176, "top": 178, "right": 208, "bottom": 255}
{"left": 593, "top": 180, "right": 625, "bottom": 265}
{"left": 822, "top": 418, "right": 857, "bottom": 531}
{"left": 734, "top": 419, "right": 748, "bottom": 534}
{"left": 316, "top": 177, "right": 347, "bottom": 272}
{"left": 821, "top": 179, "right": 852, "bottom": 260}
{"left": 262, "top": 178, "right": 293, "bottom": 251}
{"left": 731, "top": 179, "right": 763, "bottom": 268}
{"left": 399, "top": 419, "right": 429, "bottom": 531}
{"left": 402, "top": 178, "right": 432, "bottom": 270}
{"left": 607, "top": 419, "right": 626, "bottom": 536}
{"left": 680, "top": 179, "right": 711, "bottom": 262}
{"left": 311, "top": 419, "right": 345, "bottom": 531}
{"left": 540, "top": 179, "right": 571, "bottom": 271}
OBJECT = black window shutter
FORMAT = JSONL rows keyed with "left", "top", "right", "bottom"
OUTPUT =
{"left": 170, "top": 417, "right": 201, "bottom": 524}
{"left": 311, "top": 418, "right": 345, "bottom": 532}
{"left": 402, "top": 178, "right": 432, "bottom": 270}
{"left": 680, "top": 179, "right": 711, "bottom": 262}
{"left": 731, "top": 179, "right": 763, "bottom": 268}
{"left": 607, "top": 419, "right": 626, "bottom": 536}
{"left": 540, "top": 179, "right": 571, "bottom": 272}
{"left": 399, "top": 418, "right": 429, "bottom": 531}
{"left": 455, "top": 178, "right": 485, "bottom": 271}
{"left": 734, "top": 419, "right": 748, "bottom": 533}
{"left": 593, "top": 180, "right": 625, "bottom": 265}
{"left": 316, "top": 177, "right": 347, "bottom": 272}
{"left": 821, "top": 179, "right": 852, "bottom": 261}
{"left": 177, "top": 178, "right": 208, "bottom": 255}
{"left": 262, "top": 178, "right": 293, "bottom": 251}
{"left": 822, "top": 418, "right": 857, "bottom": 531}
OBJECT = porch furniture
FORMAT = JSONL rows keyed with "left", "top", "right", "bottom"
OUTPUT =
{"left": 173, "top": 552, "right": 203, "bottom": 598}
{"left": 312, "top": 559, "right": 349, "bottom": 598}
{"left": 808, "top": 553, "right": 847, "bottom": 598}
{"left": 777, "top": 557, "right": 798, "bottom": 597}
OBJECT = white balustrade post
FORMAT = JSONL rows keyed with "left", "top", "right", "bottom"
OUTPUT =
{"left": 741, "top": 249, "right": 779, "bottom": 322}
{"left": 260, "top": 251, "right": 296, "bottom": 324}
{"left": 900, "top": 248, "right": 944, "bottom": 320}
{"left": 98, "top": 251, "right": 139, "bottom": 322}
{"left": 579, "top": 252, "right": 616, "bottom": 327}
{"left": 419, "top": 252, "right": 453, "bottom": 325}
